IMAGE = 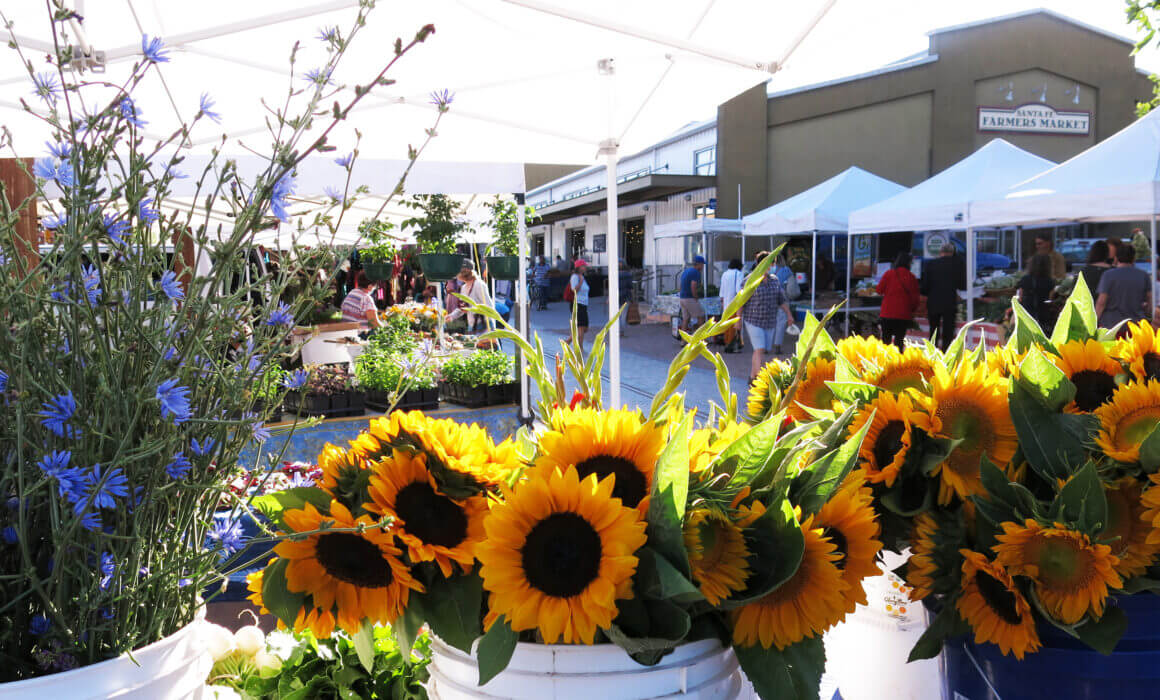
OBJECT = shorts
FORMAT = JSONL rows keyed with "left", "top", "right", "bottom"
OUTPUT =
{"left": 745, "top": 322, "right": 775, "bottom": 352}
{"left": 679, "top": 298, "right": 706, "bottom": 323}
{"left": 575, "top": 303, "right": 589, "bottom": 328}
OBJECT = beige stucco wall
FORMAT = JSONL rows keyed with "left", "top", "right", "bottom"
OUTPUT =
{"left": 766, "top": 92, "right": 933, "bottom": 202}
{"left": 972, "top": 69, "right": 1097, "bottom": 160}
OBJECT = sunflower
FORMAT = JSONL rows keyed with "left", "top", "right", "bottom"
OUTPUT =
{"left": 985, "top": 345, "right": 1029, "bottom": 379}
{"left": 366, "top": 449, "right": 488, "bottom": 578}
{"left": 245, "top": 564, "right": 270, "bottom": 616}
{"left": 848, "top": 391, "right": 931, "bottom": 487}
{"left": 906, "top": 511, "right": 966, "bottom": 601}
{"left": 731, "top": 511, "right": 849, "bottom": 649}
{"left": 317, "top": 443, "right": 367, "bottom": 503}
{"left": 688, "top": 422, "right": 750, "bottom": 477}
{"left": 746, "top": 359, "right": 790, "bottom": 423}
{"left": 274, "top": 500, "right": 423, "bottom": 634}
{"left": 1114, "top": 320, "right": 1160, "bottom": 382}
{"left": 956, "top": 550, "right": 1041, "bottom": 659}
{"left": 864, "top": 347, "right": 934, "bottom": 394}
{"left": 1051, "top": 339, "right": 1121, "bottom": 413}
{"left": 785, "top": 358, "right": 838, "bottom": 423}
{"left": 1095, "top": 381, "right": 1160, "bottom": 463}
{"left": 534, "top": 408, "right": 665, "bottom": 511}
{"left": 837, "top": 334, "right": 897, "bottom": 375}
{"left": 918, "top": 362, "right": 1017, "bottom": 504}
{"left": 993, "top": 519, "right": 1123, "bottom": 624}
{"left": 1102, "top": 477, "right": 1160, "bottom": 577}
{"left": 814, "top": 481, "right": 883, "bottom": 614}
{"left": 293, "top": 606, "right": 337, "bottom": 639}
{"left": 476, "top": 467, "right": 647, "bottom": 644}
{"left": 684, "top": 508, "right": 750, "bottom": 605}
{"left": 1138, "top": 472, "right": 1160, "bottom": 545}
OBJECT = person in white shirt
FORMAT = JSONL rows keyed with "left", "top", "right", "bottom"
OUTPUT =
{"left": 569, "top": 260, "right": 591, "bottom": 351}
{"left": 719, "top": 258, "right": 745, "bottom": 353}
{"left": 340, "top": 270, "right": 381, "bottom": 330}
{"left": 446, "top": 260, "right": 493, "bottom": 332}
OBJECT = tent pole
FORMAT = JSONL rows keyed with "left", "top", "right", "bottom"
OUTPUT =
{"left": 702, "top": 231, "right": 708, "bottom": 287}
{"left": 811, "top": 231, "right": 817, "bottom": 317}
{"left": 517, "top": 195, "right": 530, "bottom": 423}
{"left": 1016, "top": 225, "right": 1022, "bottom": 270}
{"left": 845, "top": 233, "right": 852, "bottom": 336}
{"left": 600, "top": 58, "right": 621, "bottom": 409}
{"left": 1151, "top": 216, "right": 1157, "bottom": 310}
{"left": 965, "top": 229, "right": 974, "bottom": 329}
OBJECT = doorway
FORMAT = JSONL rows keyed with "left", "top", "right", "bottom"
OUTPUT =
{"left": 567, "top": 228, "right": 586, "bottom": 261}
{"left": 620, "top": 217, "right": 644, "bottom": 268}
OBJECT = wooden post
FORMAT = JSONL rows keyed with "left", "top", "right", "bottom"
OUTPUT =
{"left": 171, "top": 226, "right": 196, "bottom": 292}
{"left": 0, "top": 158, "right": 38, "bottom": 273}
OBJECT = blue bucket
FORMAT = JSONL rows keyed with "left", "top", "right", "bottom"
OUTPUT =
{"left": 943, "top": 594, "right": 1160, "bottom": 699}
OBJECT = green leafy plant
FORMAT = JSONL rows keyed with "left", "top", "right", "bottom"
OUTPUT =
{"left": 358, "top": 218, "right": 400, "bottom": 263}
{"left": 441, "top": 350, "right": 513, "bottom": 387}
{"left": 401, "top": 194, "right": 470, "bottom": 254}
{"left": 255, "top": 366, "right": 289, "bottom": 403}
{"left": 303, "top": 363, "right": 354, "bottom": 397}
{"left": 366, "top": 314, "right": 419, "bottom": 356}
{"left": 484, "top": 197, "right": 537, "bottom": 256}
{"left": 356, "top": 351, "right": 437, "bottom": 392}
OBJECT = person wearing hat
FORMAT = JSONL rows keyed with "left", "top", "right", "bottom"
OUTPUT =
{"left": 446, "top": 259, "right": 492, "bottom": 332}
{"left": 678, "top": 255, "right": 707, "bottom": 334}
{"left": 569, "top": 260, "right": 591, "bottom": 350}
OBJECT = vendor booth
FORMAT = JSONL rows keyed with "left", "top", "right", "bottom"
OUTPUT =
{"left": 742, "top": 166, "right": 906, "bottom": 321}
{"left": 848, "top": 138, "right": 1056, "bottom": 328}
{"left": 652, "top": 216, "right": 741, "bottom": 291}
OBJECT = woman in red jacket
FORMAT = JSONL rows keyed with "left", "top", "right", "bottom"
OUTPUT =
{"left": 876, "top": 252, "right": 920, "bottom": 350}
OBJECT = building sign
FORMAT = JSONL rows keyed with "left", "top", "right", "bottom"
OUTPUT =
{"left": 978, "top": 103, "right": 1090, "bottom": 135}
{"left": 592, "top": 234, "right": 606, "bottom": 253}
{"left": 924, "top": 232, "right": 950, "bottom": 259}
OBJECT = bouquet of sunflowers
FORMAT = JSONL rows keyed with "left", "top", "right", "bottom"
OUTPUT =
{"left": 247, "top": 254, "right": 885, "bottom": 699}
{"left": 747, "top": 277, "right": 1160, "bottom": 662}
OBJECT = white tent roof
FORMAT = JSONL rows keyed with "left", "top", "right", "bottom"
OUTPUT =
{"left": 971, "top": 109, "right": 1160, "bottom": 227}
{"left": 848, "top": 138, "right": 1055, "bottom": 234}
{"left": 743, "top": 166, "right": 906, "bottom": 235}
{"left": 653, "top": 217, "right": 742, "bottom": 239}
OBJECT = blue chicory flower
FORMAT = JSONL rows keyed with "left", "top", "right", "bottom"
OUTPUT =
{"left": 190, "top": 437, "right": 216, "bottom": 457}
{"left": 316, "top": 26, "right": 338, "bottom": 43}
{"left": 85, "top": 464, "right": 129, "bottom": 510}
{"left": 29, "top": 615, "right": 51, "bottom": 635}
{"left": 46, "top": 140, "right": 71, "bottom": 160}
{"left": 269, "top": 172, "right": 295, "bottom": 222}
{"left": 333, "top": 152, "right": 353, "bottom": 168}
{"left": 198, "top": 93, "right": 221, "bottom": 123}
{"left": 119, "top": 97, "right": 147, "bottom": 128}
{"left": 75, "top": 508, "right": 102, "bottom": 532}
{"left": 38, "top": 392, "right": 79, "bottom": 438}
{"left": 103, "top": 214, "right": 130, "bottom": 245}
{"left": 165, "top": 452, "right": 191, "bottom": 480}
{"left": 158, "top": 270, "right": 185, "bottom": 301}
{"left": 99, "top": 552, "right": 115, "bottom": 590}
{"left": 283, "top": 368, "right": 309, "bottom": 390}
{"left": 303, "top": 67, "right": 333, "bottom": 86}
{"left": 163, "top": 346, "right": 179, "bottom": 362}
{"left": 206, "top": 519, "right": 244, "bottom": 561}
{"left": 251, "top": 419, "right": 271, "bottom": 443}
{"left": 32, "top": 157, "right": 57, "bottom": 180}
{"left": 430, "top": 88, "right": 455, "bottom": 109}
{"left": 41, "top": 213, "right": 67, "bottom": 230}
{"left": 81, "top": 265, "right": 101, "bottom": 306}
{"left": 138, "top": 197, "right": 159, "bottom": 225}
{"left": 2, "top": 527, "right": 17, "bottom": 544}
{"left": 141, "top": 34, "right": 170, "bottom": 63}
{"left": 0, "top": 369, "right": 7, "bottom": 393}
{"left": 32, "top": 72, "right": 59, "bottom": 102}
{"left": 156, "top": 378, "right": 192, "bottom": 424}
{"left": 323, "top": 186, "right": 343, "bottom": 202}
{"left": 265, "top": 301, "right": 295, "bottom": 327}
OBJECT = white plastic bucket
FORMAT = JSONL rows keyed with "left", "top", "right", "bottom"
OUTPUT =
{"left": 824, "top": 551, "right": 941, "bottom": 700}
{"left": 0, "top": 612, "right": 210, "bottom": 700}
{"left": 427, "top": 636, "right": 752, "bottom": 699}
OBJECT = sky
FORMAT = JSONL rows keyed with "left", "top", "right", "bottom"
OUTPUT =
{"left": 1, "top": 1, "right": 1158, "bottom": 199}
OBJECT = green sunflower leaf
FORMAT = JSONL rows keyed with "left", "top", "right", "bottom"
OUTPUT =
{"left": 718, "top": 413, "right": 782, "bottom": 487}
{"left": 1008, "top": 296, "right": 1052, "bottom": 353}
{"left": 720, "top": 500, "right": 804, "bottom": 609}
{"left": 824, "top": 380, "right": 880, "bottom": 404}
{"left": 648, "top": 412, "right": 693, "bottom": 575}
{"left": 975, "top": 458, "right": 1033, "bottom": 525}
{"left": 636, "top": 546, "right": 704, "bottom": 604}
{"left": 948, "top": 319, "right": 983, "bottom": 367}
{"left": 1009, "top": 381, "right": 1089, "bottom": 482}
{"left": 260, "top": 558, "right": 306, "bottom": 629}
{"left": 393, "top": 598, "right": 425, "bottom": 659}
{"left": 1014, "top": 347, "right": 1075, "bottom": 411}
{"left": 795, "top": 313, "right": 837, "bottom": 362}
{"left": 1051, "top": 272, "right": 1097, "bottom": 346}
{"left": 352, "top": 619, "right": 376, "bottom": 674}
{"left": 1075, "top": 605, "right": 1128, "bottom": 656}
{"left": 606, "top": 597, "right": 691, "bottom": 665}
{"left": 734, "top": 636, "right": 824, "bottom": 700}
{"left": 1139, "top": 423, "right": 1160, "bottom": 472}
{"left": 907, "top": 598, "right": 967, "bottom": 661}
{"left": 417, "top": 571, "right": 483, "bottom": 653}
{"left": 476, "top": 616, "right": 518, "bottom": 686}
{"left": 253, "top": 487, "right": 335, "bottom": 529}
{"left": 791, "top": 404, "right": 867, "bottom": 516}
{"left": 1052, "top": 461, "right": 1108, "bottom": 534}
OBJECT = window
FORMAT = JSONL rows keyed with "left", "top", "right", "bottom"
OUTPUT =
{"left": 693, "top": 204, "right": 715, "bottom": 220}
{"left": 693, "top": 147, "right": 716, "bottom": 176}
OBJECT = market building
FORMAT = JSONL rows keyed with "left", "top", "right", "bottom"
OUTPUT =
{"left": 527, "top": 8, "right": 1156, "bottom": 297}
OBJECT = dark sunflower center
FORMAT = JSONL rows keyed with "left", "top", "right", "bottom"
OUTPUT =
{"left": 872, "top": 421, "right": 907, "bottom": 470}
{"left": 574, "top": 456, "right": 647, "bottom": 508}
{"left": 521, "top": 512, "right": 602, "bottom": 598}
{"left": 395, "top": 482, "right": 468, "bottom": 548}
{"left": 822, "top": 526, "right": 849, "bottom": 570}
{"left": 316, "top": 533, "right": 395, "bottom": 588}
{"left": 975, "top": 569, "right": 1022, "bottom": 625}
{"left": 1145, "top": 353, "right": 1160, "bottom": 381}
{"left": 1070, "top": 370, "right": 1116, "bottom": 411}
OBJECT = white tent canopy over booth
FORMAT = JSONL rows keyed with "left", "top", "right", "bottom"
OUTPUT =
{"left": 1, "top": 0, "right": 843, "bottom": 410}
{"left": 848, "top": 138, "right": 1056, "bottom": 325}
{"left": 652, "top": 217, "right": 741, "bottom": 291}
{"left": 971, "top": 108, "right": 1160, "bottom": 290}
{"left": 742, "top": 166, "right": 906, "bottom": 318}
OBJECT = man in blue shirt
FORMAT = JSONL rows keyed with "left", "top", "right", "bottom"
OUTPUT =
{"left": 678, "top": 255, "right": 707, "bottom": 333}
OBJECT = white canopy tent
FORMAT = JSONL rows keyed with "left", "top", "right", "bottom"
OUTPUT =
{"left": 1, "top": 0, "right": 842, "bottom": 410}
{"left": 848, "top": 138, "right": 1056, "bottom": 323}
{"left": 971, "top": 108, "right": 1160, "bottom": 288}
{"left": 652, "top": 217, "right": 741, "bottom": 291}
{"left": 742, "top": 166, "right": 906, "bottom": 317}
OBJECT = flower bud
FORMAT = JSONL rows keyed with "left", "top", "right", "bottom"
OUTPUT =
{"left": 253, "top": 649, "right": 282, "bottom": 673}
{"left": 203, "top": 623, "right": 236, "bottom": 661}
{"left": 234, "top": 625, "right": 265, "bottom": 657}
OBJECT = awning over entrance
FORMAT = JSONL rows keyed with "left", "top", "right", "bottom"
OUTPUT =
{"left": 534, "top": 174, "right": 716, "bottom": 225}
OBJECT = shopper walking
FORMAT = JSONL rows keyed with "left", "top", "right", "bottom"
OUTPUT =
{"left": 1080, "top": 240, "right": 1111, "bottom": 293}
{"left": 569, "top": 260, "right": 591, "bottom": 351}
{"left": 920, "top": 243, "right": 966, "bottom": 351}
{"left": 1017, "top": 254, "right": 1058, "bottom": 329}
{"left": 719, "top": 259, "right": 745, "bottom": 353}
{"left": 877, "top": 252, "right": 919, "bottom": 350}
{"left": 742, "top": 251, "right": 794, "bottom": 383}
{"left": 1029, "top": 232, "right": 1067, "bottom": 280}
{"left": 532, "top": 255, "right": 551, "bottom": 310}
{"left": 1096, "top": 244, "right": 1152, "bottom": 331}
{"left": 446, "top": 260, "right": 493, "bottom": 332}
{"left": 678, "top": 255, "right": 707, "bottom": 333}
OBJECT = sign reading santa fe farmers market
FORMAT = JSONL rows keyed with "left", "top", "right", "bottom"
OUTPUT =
{"left": 977, "top": 102, "right": 1090, "bottom": 135}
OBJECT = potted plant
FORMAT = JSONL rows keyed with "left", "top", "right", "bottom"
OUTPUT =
{"left": 286, "top": 363, "right": 363, "bottom": 418}
{"left": 246, "top": 256, "right": 883, "bottom": 699}
{"left": 438, "top": 350, "right": 514, "bottom": 407}
{"left": 483, "top": 197, "right": 537, "bottom": 281}
{"left": 355, "top": 346, "right": 438, "bottom": 412}
{"left": 254, "top": 365, "right": 287, "bottom": 422}
{"left": 358, "top": 218, "right": 399, "bottom": 282}
{"left": 402, "top": 194, "right": 468, "bottom": 282}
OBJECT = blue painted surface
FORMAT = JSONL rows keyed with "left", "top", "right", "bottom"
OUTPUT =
{"left": 239, "top": 403, "right": 524, "bottom": 467}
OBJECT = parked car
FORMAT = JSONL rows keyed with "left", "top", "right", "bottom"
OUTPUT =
{"left": 1058, "top": 238, "right": 1106, "bottom": 266}
{"left": 912, "top": 234, "right": 1012, "bottom": 272}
